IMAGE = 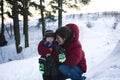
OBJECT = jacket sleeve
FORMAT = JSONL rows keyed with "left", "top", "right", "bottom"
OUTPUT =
{"left": 38, "top": 41, "right": 51, "bottom": 57}
{"left": 64, "top": 47, "right": 83, "bottom": 66}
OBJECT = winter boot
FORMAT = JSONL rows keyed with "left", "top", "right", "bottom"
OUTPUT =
{"left": 81, "top": 76, "right": 86, "bottom": 80}
{"left": 43, "top": 75, "right": 52, "bottom": 80}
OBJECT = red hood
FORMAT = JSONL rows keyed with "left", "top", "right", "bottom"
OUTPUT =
{"left": 65, "top": 23, "right": 79, "bottom": 41}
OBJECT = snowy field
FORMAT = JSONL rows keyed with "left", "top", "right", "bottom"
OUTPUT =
{"left": 0, "top": 13, "right": 120, "bottom": 80}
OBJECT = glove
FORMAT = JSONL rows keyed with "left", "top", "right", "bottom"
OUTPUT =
{"left": 58, "top": 49, "right": 66, "bottom": 63}
{"left": 56, "top": 45, "right": 66, "bottom": 63}
{"left": 39, "top": 63, "right": 44, "bottom": 74}
{"left": 58, "top": 52, "right": 66, "bottom": 63}
{"left": 38, "top": 57, "right": 46, "bottom": 74}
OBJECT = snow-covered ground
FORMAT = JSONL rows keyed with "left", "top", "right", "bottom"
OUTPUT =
{"left": 0, "top": 13, "right": 120, "bottom": 80}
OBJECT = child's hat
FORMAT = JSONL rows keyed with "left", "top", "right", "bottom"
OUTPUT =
{"left": 44, "top": 30, "right": 54, "bottom": 37}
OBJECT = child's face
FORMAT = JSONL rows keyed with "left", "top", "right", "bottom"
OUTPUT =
{"left": 46, "top": 37, "right": 54, "bottom": 42}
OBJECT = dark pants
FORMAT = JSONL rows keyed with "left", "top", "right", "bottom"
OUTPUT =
{"left": 59, "top": 64, "right": 85, "bottom": 80}
{"left": 42, "top": 55, "right": 61, "bottom": 80}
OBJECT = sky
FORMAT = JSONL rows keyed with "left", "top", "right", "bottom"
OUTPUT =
{"left": 81, "top": 0, "right": 120, "bottom": 13}
{"left": 31, "top": 0, "right": 120, "bottom": 13}
{"left": 2, "top": 0, "right": 120, "bottom": 23}
{"left": 0, "top": 12, "right": 120, "bottom": 80}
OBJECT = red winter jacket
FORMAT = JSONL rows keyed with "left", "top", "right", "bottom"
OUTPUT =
{"left": 38, "top": 23, "right": 87, "bottom": 73}
{"left": 38, "top": 40, "right": 52, "bottom": 57}
{"left": 53, "top": 23, "right": 87, "bottom": 73}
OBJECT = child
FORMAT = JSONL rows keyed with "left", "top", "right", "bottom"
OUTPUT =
{"left": 38, "top": 30, "right": 60, "bottom": 80}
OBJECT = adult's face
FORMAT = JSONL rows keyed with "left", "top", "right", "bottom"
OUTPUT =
{"left": 56, "top": 35, "right": 65, "bottom": 45}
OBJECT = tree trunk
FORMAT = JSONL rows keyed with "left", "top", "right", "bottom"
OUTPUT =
{"left": 23, "top": 0, "right": 29, "bottom": 47}
{"left": 40, "top": 0, "right": 45, "bottom": 37}
{"left": 1, "top": 0, "right": 4, "bottom": 34}
{"left": 13, "top": 0, "right": 22, "bottom": 53}
{"left": 58, "top": 0, "right": 63, "bottom": 28}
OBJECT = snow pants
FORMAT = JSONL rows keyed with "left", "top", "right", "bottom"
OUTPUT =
{"left": 42, "top": 55, "right": 61, "bottom": 80}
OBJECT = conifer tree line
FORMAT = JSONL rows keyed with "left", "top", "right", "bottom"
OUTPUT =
{"left": 0, "top": 0, "right": 90, "bottom": 53}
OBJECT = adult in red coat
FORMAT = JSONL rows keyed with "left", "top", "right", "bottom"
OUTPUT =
{"left": 53, "top": 23, "right": 87, "bottom": 80}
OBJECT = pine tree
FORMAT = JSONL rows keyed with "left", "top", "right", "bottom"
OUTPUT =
{"left": 23, "top": 0, "right": 29, "bottom": 47}
{"left": 13, "top": 0, "right": 22, "bottom": 53}
{"left": 0, "top": 0, "right": 4, "bottom": 34}
{"left": 40, "top": 0, "right": 46, "bottom": 36}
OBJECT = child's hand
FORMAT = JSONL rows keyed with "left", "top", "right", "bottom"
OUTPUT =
{"left": 46, "top": 53, "right": 51, "bottom": 57}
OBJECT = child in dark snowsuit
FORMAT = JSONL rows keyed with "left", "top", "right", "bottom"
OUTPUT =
{"left": 38, "top": 30, "right": 60, "bottom": 80}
